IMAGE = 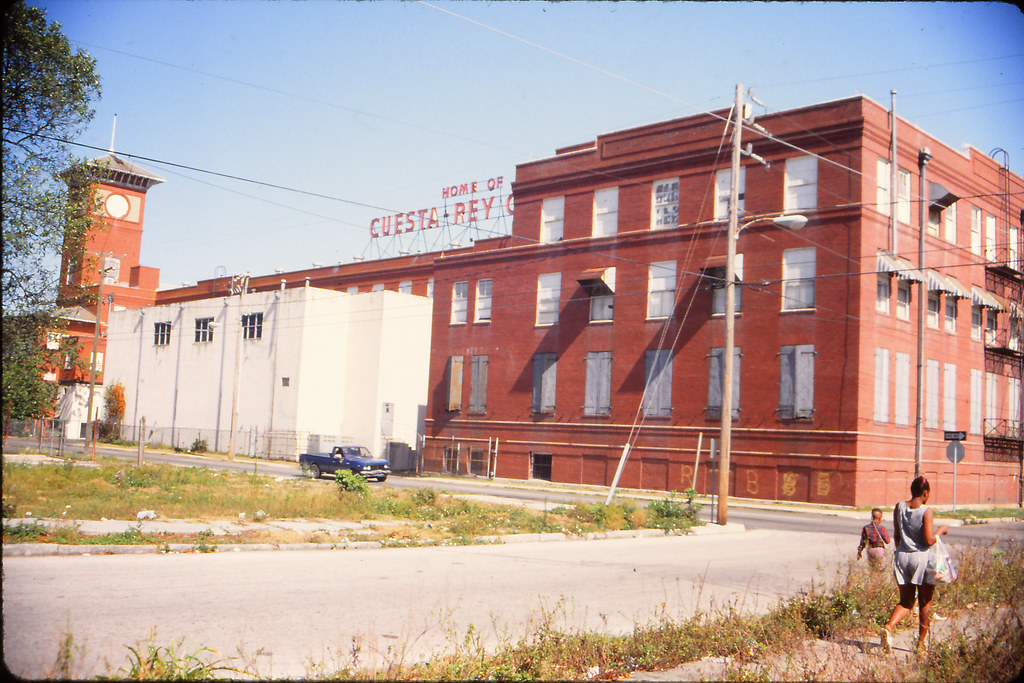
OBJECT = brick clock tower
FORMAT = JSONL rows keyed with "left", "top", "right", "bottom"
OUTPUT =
{"left": 57, "top": 152, "right": 164, "bottom": 438}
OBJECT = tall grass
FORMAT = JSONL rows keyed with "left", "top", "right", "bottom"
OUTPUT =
{"left": 2, "top": 460, "right": 702, "bottom": 545}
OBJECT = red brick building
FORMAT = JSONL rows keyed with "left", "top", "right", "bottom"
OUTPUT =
{"left": 56, "top": 153, "right": 164, "bottom": 435}
{"left": 421, "top": 96, "right": 1023, "bottom": 506}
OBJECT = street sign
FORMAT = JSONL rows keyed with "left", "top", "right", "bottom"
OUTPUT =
{"left": 946, "top": 440, "right": 966, "bottom": 464}
{"left": 944, "top": 430, "right": 966, "bottom": 441}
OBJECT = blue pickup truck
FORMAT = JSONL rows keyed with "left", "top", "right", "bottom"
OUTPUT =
{"left": 298, "top": 446, "right": 390, "bottom": 482}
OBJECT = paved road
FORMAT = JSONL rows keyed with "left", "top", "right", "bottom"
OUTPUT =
{"left": 5, "top": 527, "right": 849, "bottom": 680}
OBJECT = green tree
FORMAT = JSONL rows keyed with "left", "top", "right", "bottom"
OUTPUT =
{"left": 2, "top": 1, "right": 101, "bottom": 421}
{"left": 1, "top": 313, "right": 83, "bottom": 421}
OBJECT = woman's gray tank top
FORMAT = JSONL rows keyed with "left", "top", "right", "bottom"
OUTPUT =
{"left": 895, "top": 500, "right": 929, "bottom": 552}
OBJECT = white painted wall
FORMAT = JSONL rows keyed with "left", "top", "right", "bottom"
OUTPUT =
{"left": 104, "top": 287, "right": 432, "bottom": 461}
{"left": 56, "top": 384, "right": 100, "bottom": 439}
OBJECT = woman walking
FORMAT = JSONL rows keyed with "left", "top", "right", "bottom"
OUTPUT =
{"left": 881, "top": 475, "right": 948, "bottom": 654}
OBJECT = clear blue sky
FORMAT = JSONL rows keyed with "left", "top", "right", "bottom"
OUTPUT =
{"left": 38, "top": 0, "right": 1024, "bottom": 289}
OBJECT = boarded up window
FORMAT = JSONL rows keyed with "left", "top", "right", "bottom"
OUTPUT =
{"left": 778, "top": 345, "right": 815, "bottom": 419}
{"left": 584, "top": 351, "right": 612, "bottom": 416}
{"left": 707, "top": 347, "right": 740, "bottom": 418}
{"left": 447, "top": 355, "right": 464, "bottom": 411}
{"left": 532, "top": 353, "right": 557, "bottom": 413}
{"left": 469, "top": 355, "right": 488, "bottom": 412}
{"left": 643, "top": 349, "right": 672, "bottom": 417}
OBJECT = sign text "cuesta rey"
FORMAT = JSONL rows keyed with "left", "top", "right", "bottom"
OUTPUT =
{"left": 369, "top": 176, "right": 514, "bottom": 238}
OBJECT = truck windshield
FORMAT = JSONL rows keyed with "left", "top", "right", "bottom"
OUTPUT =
{"left": 340, "top": 447, "right": 373, "bottom": 459}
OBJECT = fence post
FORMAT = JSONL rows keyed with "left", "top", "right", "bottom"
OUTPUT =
{"left": 137, "top": 417, "right": 146, "bottom": 467}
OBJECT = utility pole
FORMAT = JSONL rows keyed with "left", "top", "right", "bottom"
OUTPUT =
{"left": 85, "top": 253, "right": 108, "bottom": 460}
{"left": 718, "top": 83, "right": 744, "bottom": 526}
{"left": 914, "top": 147, "right": 932, "bottom": 477}
{"left": 227, "top": 274, "right": 248, "bottom": 460}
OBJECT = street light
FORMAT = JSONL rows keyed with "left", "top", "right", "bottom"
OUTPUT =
{"left": 717, "top": 212, "right": 807, "bottom": 525}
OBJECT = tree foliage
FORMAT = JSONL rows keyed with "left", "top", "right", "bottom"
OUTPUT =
{"left": 2, "top": 1, "right": 101, "bottom": 420}
{"left": 104, "top": 381, "right": 125, "bottom": 424}
{"left": 1, "top": 313, "right": 84, "bottom": 421}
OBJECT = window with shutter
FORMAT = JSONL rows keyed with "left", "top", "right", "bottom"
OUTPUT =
{"left": 778, "top": 345, "right": 815, "bottom": 419}
{"left": 707, "top": 347, "right": 740, "bottom": 418}
{"left": 584, "top": 352, "right": 612, "bottom": 416}
{"left": 943, "top": 364, "right": 957, "bottom": 431}
{"left": 447, "top": 355, "right": 464, "bottom": 411}
{"left": 532, "top": 353, "right": 557, "bottom": 413}
{"left": 970, "top": 369, "right": 983, "bottom": 435}
{"left": 895, "top": 352, "right": 911, "bottom": 426}
{"left": 469, "top": 355, "right": 488, "bottom": 412}
{"left": 874, "top": 348, "right": 890, "bottom": 423}
{"left": 643, "top": 349, "right": 673, "bottom": 417}
{"left": 926, "top": 360, "right": 940, "bottom": 429}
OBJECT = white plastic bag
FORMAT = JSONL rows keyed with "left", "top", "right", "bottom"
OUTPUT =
{"left": 924, "top": 538, "right": 957, "bottom": 585}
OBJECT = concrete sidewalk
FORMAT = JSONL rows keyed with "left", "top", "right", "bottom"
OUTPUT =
{"left": 1, "top": 516, "right": 745, "bottom": 556}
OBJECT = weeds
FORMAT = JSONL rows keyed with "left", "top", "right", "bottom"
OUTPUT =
{"left": 646, "top": 489, "right": 702, "bottom": 530}
{"left": 336, "top": 468, "right": 370, "bottom": 495}
{"left": 924, "top": 609, "right": 1024, "bottom": 683}
{"left": 194, "top": 529, "right": 216, "bottom": 553}
{"left": 114, "top": 629, "right": 240, "bottom": 680}
{"left": 362, "top": 540, "right": 1024, "bottom": 681}
{"left": 50, "top": 631, "right": 76, "bottom": 679}
{"left": 4, "top": 519, "right": 48, "bottom": 541}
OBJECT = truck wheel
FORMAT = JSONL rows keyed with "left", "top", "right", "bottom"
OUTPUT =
{"left": 309, "top": 464, "right": 320, "bottom": 479}
{"left": 376, "top": 475, "right": 388, "bottom": 482}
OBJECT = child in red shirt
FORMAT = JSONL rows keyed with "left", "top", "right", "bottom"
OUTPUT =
{"left": 857, "top": 507, "right": 891, "bottom": 568}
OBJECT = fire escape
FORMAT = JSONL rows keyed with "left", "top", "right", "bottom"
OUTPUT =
{"left": 983, "top": 149, "right": 1023, "bottom": 493}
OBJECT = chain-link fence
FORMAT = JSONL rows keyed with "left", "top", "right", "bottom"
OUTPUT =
{"left": 3, "top": 419, "right": 68, "bottom": 457}
{"left": 4, "top": 419, "right": 421, "bottom": 469}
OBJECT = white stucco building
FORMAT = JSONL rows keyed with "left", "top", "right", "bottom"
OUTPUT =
{"left": 104, "top": 284, "right": 432, "bottom": 462}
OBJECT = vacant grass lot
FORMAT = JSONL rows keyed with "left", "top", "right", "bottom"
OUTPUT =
{"left": 1, "top": 457, "right": 700, "bottom": 546}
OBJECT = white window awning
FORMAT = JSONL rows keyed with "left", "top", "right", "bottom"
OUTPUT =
{"left": 877, "top": 251, "right": 924, "bottom": 282}
{"left": 971, "top": 286, "right": 1005, "bottom": 311}
{"left": 925, "top": 270, "right": 971, "bottom": 298}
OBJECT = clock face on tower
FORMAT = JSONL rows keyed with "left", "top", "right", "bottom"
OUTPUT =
{"left": 104, "top": 193, "right": 131, "bottom": 219}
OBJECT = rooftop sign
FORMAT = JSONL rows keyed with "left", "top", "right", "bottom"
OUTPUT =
{"left": 369, "top": 176, "right": 514, "bottom": 238}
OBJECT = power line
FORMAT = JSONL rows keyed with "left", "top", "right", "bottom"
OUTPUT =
{"left": 759, "top": 53, "right": 1024, "bottom": 88}
{"left": 419, "top": 1, "right": 865, "bottom": 179}
{"left": 2, "top": 127, "right": 399, "bottom": 214}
